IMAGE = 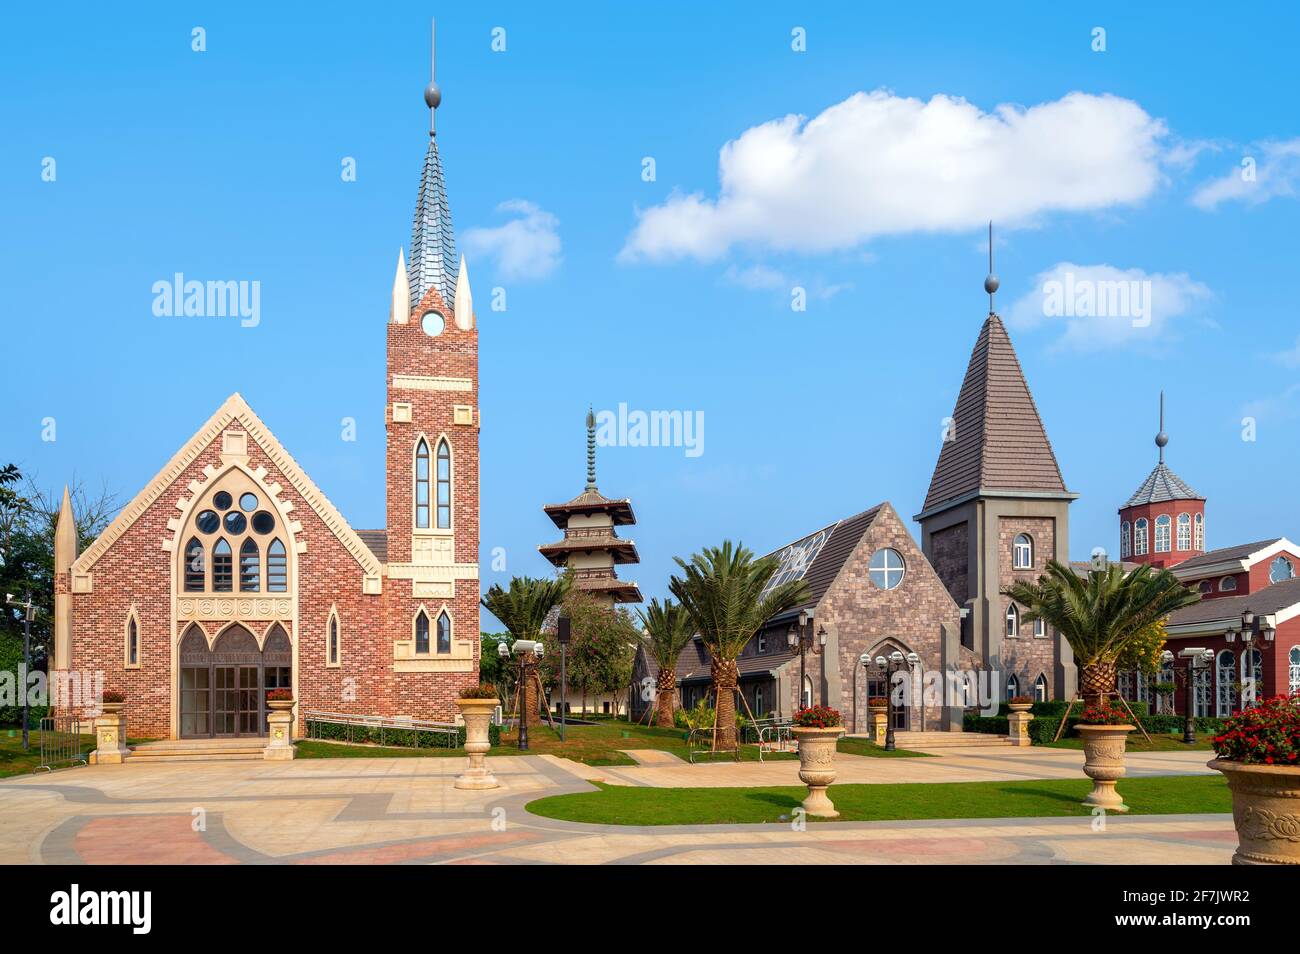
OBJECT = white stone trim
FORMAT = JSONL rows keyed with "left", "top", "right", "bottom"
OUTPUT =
{"left": 391, "top": 374, "right": 473, "bottom": 392}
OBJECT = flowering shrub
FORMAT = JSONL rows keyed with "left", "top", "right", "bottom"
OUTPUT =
{"left": 867, "top": 697, "right": 888, "bottom": 708}
{"left": 1076, "top": 702, "right": 1132, "bottom": 726}
{"left": 794, "top": 705, "right": 843, "bottom": 728}
{"left": 266, "top": 688, "right": 293, "bottom": 702}
{"left": 1009, "top": 695, "right": 1033, "bottom": 705}
{"left": 1212, "top": 695, "right": 1300, "bottom": 766}
{"left": 460, "top": 683, "right": 500, "bottom": 700}
{"left": 101, "top": 690, "right": 124, "bottom": 704}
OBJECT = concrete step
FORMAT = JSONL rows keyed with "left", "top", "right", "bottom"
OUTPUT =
{"left": 127, "top": 738, "right": 269, "bottom": 762}
{"left": 889, "top": 732, "right": 1014, "bottom": 748}
{"left": 128, "top": 751, "right": 265, "bottom": 762}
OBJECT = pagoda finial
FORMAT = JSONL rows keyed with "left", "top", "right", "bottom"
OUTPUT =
{"left": 1155, "top": 390, "right": 1168, "bottom": 464}
{"left": 585, "top": 406, "right": 598, "bottom": 491}
{"left": 983, "top": 221, "right": 999, "bottom": 315}
{"left": 424, "top": 18, "right": 441, "bottom": 137}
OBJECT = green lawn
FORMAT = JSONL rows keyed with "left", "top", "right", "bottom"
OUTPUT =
{"left": 0, "top": 728, "right": 153, "bottom": 778}
{"left": 1045, "top": 731, "right": 1216, "bottom": 752}
{"left": 526, "top": 774, "right": 1231, "bottom": 825}
{"left": 296, "top": 720, "right": 925, "bottom": 766}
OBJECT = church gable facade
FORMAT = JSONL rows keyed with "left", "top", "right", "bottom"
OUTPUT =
{"left": 52, "top": 49, "right": 481, "bottom": 741}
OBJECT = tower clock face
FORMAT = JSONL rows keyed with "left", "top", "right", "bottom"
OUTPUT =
{"left": 421, "top": 310, "right": 445, "bottom": 337}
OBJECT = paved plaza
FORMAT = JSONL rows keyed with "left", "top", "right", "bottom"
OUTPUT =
{"left": 0, "top": 747, "right": 1233, "bottom": 865}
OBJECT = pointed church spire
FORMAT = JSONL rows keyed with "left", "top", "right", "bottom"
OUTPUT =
{"left": 409, "top": 17, "right": 458, "bottom": 311}
{"left": 389, "top": 249, "right": 410, "bottom": 323}
{"left": 55, "top": 485, "right": 77, "bottom": 571}
{"left": 453, "top": 255, "right": 473, "bottom": 330}
{"left": 585, "top": 407, "right": 598, "bottom": 492}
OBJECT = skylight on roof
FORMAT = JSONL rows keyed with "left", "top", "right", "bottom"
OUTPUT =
{"left": 761, "top": 527, "right": 832, "bottom": 600}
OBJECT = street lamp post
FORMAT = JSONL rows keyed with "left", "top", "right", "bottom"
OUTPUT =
{"left": 1167, "top": 647, "right": 1214, "bottom": 745}
{"left": 873, "top": 650, "right": 920, "bottom": 751}
{"left": 787, "top": 611, "right": 827, "bottom": 710}
{"left": 5, "top": 593, "right": 38, "bottom": 752}
{"left": 1225, "top": 607, "right": 1275, "bottom": 710}
{"left": 557, "top": 615, "right": 572, "bottom": 742}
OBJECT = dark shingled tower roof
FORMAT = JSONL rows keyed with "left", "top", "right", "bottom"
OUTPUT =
{"left": 923, "top": 315, "right": 1068, "bottom": 513}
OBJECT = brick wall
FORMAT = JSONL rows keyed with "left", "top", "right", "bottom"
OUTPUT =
{"left": 998, "top": 516, "right": 1057, "bottom": 695}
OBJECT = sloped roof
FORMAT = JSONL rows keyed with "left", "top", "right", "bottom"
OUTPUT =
{"left": 674, "top": 637, "right": 798, "bottom": 684}
{"left": 1122, "top": 462, "right": 1203, "bottom": 508}
{"left": 409, "top": 134, "right": 458, "bottom": 311}
{"left": 1172, "top": 539, "right": 1283, "bottom": 573}
{"left": 542, "top": 489, "right": 636, "bottom": 527}
{"left": 922, "top": 315, "right": 1068, "bottom": 513}
{"left": 1168, "top": 577, "right": 1300, "bottom": 626}
{"left": 356, "top": 529, "right": 388, "bottom": 564}
{"left": 760, "top": 505, "right": 883, "bottom": 610}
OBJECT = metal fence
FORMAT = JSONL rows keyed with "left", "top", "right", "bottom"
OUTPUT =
{"left": 38, "top": 716, "right": 89, "bottom": 771}
{"left": 303, "top": 710, "right": 461, "bottom": 747}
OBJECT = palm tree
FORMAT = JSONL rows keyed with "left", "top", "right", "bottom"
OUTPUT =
{"left": 637, "top": 598, "right": 695, "bottom": 727}
{"left": 481, "top": 576, "right": 570, "bottom": 721}
{"left": 1002, "top": 560, "right": 1200, "bottom": 709}
{"left": 669, "top": 541, "right": 809, "bottom": 750}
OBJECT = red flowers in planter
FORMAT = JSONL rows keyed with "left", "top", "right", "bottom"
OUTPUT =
{"left": 1008, "top": 695, "right": 1033, "bottom": 705}
{"left": 867, "top": 697, "right": 888, "bottom": 708}
{"left": 1076, "top": 702, "right": 1131, "bottom": 726}
{"left": 794, "top": 705, "right": 843, "bottom": 728}
{"left": 266, "top": 688, "right": 294, "bottom": 702}
{"left": 1212, "top": 695, "right": 1300, "bottom": 766}
{"left": 101, "top": 690, "right": 124, "bottom": 704}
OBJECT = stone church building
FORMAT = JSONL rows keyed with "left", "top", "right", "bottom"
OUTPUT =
{"left": 52, "top": 58, "right": 481, "bottom": 740}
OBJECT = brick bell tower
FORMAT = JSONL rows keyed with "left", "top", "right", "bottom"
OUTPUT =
{"left": 1118, "top": 392, "right": 1204, "bottom": 569}
{"left": 384, "top": 21, "right": 479, "bottom": 703}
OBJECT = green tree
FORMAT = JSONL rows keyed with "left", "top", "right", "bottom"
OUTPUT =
{"left": 637, "top": 597, "right": 694, "bottom": 727}
{"left": 477, "top": 631, "right": 513, "bottom": 700}
{"left": 481, "top": 576, "right": 569, "bottom": 718}
{"left": 669, "top": 541, "right": 808, "bottom": 750}
{"left": 540, "top": 589, "right": 638, "bottom": 718}
{"left": 1003, "top": 560, "right": 1199, "bottom": 709}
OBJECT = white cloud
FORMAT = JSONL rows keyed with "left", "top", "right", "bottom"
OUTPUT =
{"left": 620, "top": 90, "right": 1168, "bottom": 263}
{"left": 1191, "top": 138, "right": 1300, "bottom": 210}
{"left": 723, "top": 264, "right": 787, "bottom": 290}
{"left": 463, "top": 200, "right": 562, "bottom": 280}
{"left": 1005, "top": 262, "right": 1212, "bottom": 352}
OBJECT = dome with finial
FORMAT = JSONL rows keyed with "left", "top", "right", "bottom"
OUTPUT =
{"left": 1122, "top": 391, "right": 1202, "bottom": 507}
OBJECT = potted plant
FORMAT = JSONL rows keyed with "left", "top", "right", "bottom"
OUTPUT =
{"left": 266, "top": 688, "right": 295, "bottom": 712}
{"left": 455, "top": 683, "right": 501, "bottom": 791}
{"left": 792, "top": 704, "right": 845, "bottom": 818}
{"left": 100, "top": 690, "right": 124, "bottom": 715}
{"left": 1007, "top": 695, "right": 1033, "bottom": 714}
{"left": 867, "top": 696, "right": 888, "bottom": 714}
{"left": 1208, "top": 695, "right": 1300, "bottom": 865}
{"left": 1074, "top": 701, "right": 1135, "bottom": 812}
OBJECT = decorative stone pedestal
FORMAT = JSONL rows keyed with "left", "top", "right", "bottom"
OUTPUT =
{"left": 455, "top": 698, "right": 501, "bottom": 790}
{"left": 264, "top": 702, "right": 295, "bottom": 761}
{"left": 93, "top": 710, "right": 130, "bottom": 764}
{"left": 870, "top": 709, "right": 888, "bottom": 743}
{"left": 1077, "top": 724, "right": 1133, "bottom": 812}
{"left": 1209, "top": 759, "right": 1300, "bottom": 865}
{"left": 792, "top": 725, "right": 845, "bottom": 818}
{"left": 1007, "top": 705, "right": 1034, "bottom": 747}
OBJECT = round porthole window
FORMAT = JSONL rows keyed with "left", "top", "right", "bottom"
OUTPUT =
{"left": 869, "top": 548, "right": 906, "bottom": 590}
{"left": 224, "top": 511, "right": 247, "bottom": 534}
{"left": 239, "top": 492, "right": 258, "bottom": 512}
{"left": 196, "top": 510, "right": 219, "bottom": 534}
{"left": 213, "top": 491, "right": 233, "bottom": 511}
{"left": 251, "top": 511, "right": 275, "bottom": 534}
{"left": 421, "top": 310, "right": 445, "bottom": 337}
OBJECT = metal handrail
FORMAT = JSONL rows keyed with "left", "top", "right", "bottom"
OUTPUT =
{"left": 756, "top": 724, "right": 794, "bottom": 762}
{"left": 38, "top": 716, "right": 88, "bottom": 771}
{"left": 685, "top": 726, "right": 741, "bottom": 764}
{"left": 303, "top": 710, "right": 460, "bottom": 747}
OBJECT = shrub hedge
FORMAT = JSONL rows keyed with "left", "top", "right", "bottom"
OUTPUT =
{"left": 963, "top": 707, "right": 1223, "bottom": 743}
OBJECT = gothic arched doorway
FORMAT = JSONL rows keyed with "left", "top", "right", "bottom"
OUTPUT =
{"left": 179, "top": 623, "right": 291, "bottom": 738}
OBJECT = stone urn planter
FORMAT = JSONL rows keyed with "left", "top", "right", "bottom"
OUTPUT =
{"left": 868, "top": 701, "right": 888, "bottom": 743}
{"left": 1006, "top": 700, "right": 1034, "bottom": 747}
{"left": 264, "top": 693, "right": 295, "bottom": 761}
{"left": 92, "top": 694, "right": 129, "bottom": 764}
{"left": 792, "top": 708, "right": 845, "bottom": 818}
{"left": 455, "top": 695, "right": 501, "bottom": 791}
{"left": 1208, "top": 760, "right": 1300, "bottom": 865}
{"left": 266, "top": 698, "right": 295, "bottom": 713}
{"left": 1008, "top": 702, "right": 1032, "bottom": 714}
{"left": 1207, "top": 696, "right": 1300, "bottom": 865}
{"left": 101, "top": 701, "right": 124, "bottom": 715}
{"left": 1076, "top": 723, "right": 1134, "bottom": 812}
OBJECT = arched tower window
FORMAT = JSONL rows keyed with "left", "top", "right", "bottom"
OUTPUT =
{"left": 1120, "top": 521, "right": 1131, "bottom": 559}
{"left": 125, "top": 610, "right": 140, "bottom": 668}
{"left": 327, "top": 608, "right": 340, "bottom": 667}
{"left": 1013, "top": 534, "right": 1033, "bottom": 569}
{"left": 414, "top": 439, "right": 431, "bottom": 529}
{"left": 212, "top": 539, "right": 233, "bottom": 591}
{"left": 1177, "top": 513, "right": 1191, "bottom": 551}
{"left": 1270, "top": 556, "right": 1294, "bottom": 583}
{"left": 436, "top": 610, "right": 452, "bottom": 654}
{"left": 1154, "top": 515, "right": 1171, "bottom": 553}
{"left": 1005, "top": 603, "right": 1019, "bottom": 638}
{"left": 436, "top": 439, "right": 451, "bottom": 529}
{"left": 184, "top": 537, "right": 205, "bottom": 591}
{"left": 239, "top": 539, "right": 260, "bottom": 592}
{"left": 1194, "top": 513, "right": 1204, "bottom": 551}
{"left": 1134, "top": 519, "right": 1149, "bottom": 556}
{"left": 1006, "top": 673, "right": 1020, "bottom": 700}
{"left": 267, "top": 539, "right": 287, "bottom": 592}
{"left": 1034, "top": 673, "right": 1048, "bottom": 702}
{"left": 414, "top": 610, "right": 430, "bottom": 654}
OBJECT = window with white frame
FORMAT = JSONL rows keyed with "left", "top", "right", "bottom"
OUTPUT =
{"left": 1120, "top": 521, "right": 1131, "bottom": 558}
{"left": 1290, "top": 647, "right": 1300, "bottom": 696}
{"left": 1215, "top": 650, "right": 1235, "bottom": 717}
{"left": 1118, "top": 670, "right": 1134, "bottom": 700}
{"left": 1013, "top": 534, "right": 1033, "bottom": 569}
{"left": 1033, "top": 617, "right": 1045, "bottom": 638}
{"left": 1005, "top": 603, "right": 1019, "bottom": 638}
{"left": 1034, "top": 673, "right": 1048, "bottom": 702}
{"left": 1219, "top": 576, "right": 1238, "bottom": 592}
{"left": 756, "top": 632, "right": 766, "bottom": 654}
{"left": 1134, "top": 518, "right": 1149, "bottom": 555}
{"left": 1194, "top": 513, "right": 1204, "bottom": 550}
{"left": 1155, "top": 514, "right": 1171, "bottom": 553}
{"left": 1270, "top": 555, "right": 1294, "bottom": 583}
{"left": 1006, "top": 674, "right": 1020, "bottom": 700}
{"left": 1177, "top": 513, "right": 1191, "bottom": 551}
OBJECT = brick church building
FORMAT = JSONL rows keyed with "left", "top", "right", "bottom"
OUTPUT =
{"left": 51, "top": 51, "right": 481, "bottom": 740}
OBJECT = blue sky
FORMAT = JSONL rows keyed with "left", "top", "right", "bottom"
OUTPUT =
{"left": 4, "top": 3, "right": 1299, "bottom": 622}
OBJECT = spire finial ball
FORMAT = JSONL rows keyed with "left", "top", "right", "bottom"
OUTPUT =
{"left": 984, "top": 274, "right": 999, "bottom": 296}
{"left": 424, "top": 82, "right": 442, "bottom": 110}
{"left": 1155, "top": 431, "right": 1169, "bottom": 449}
